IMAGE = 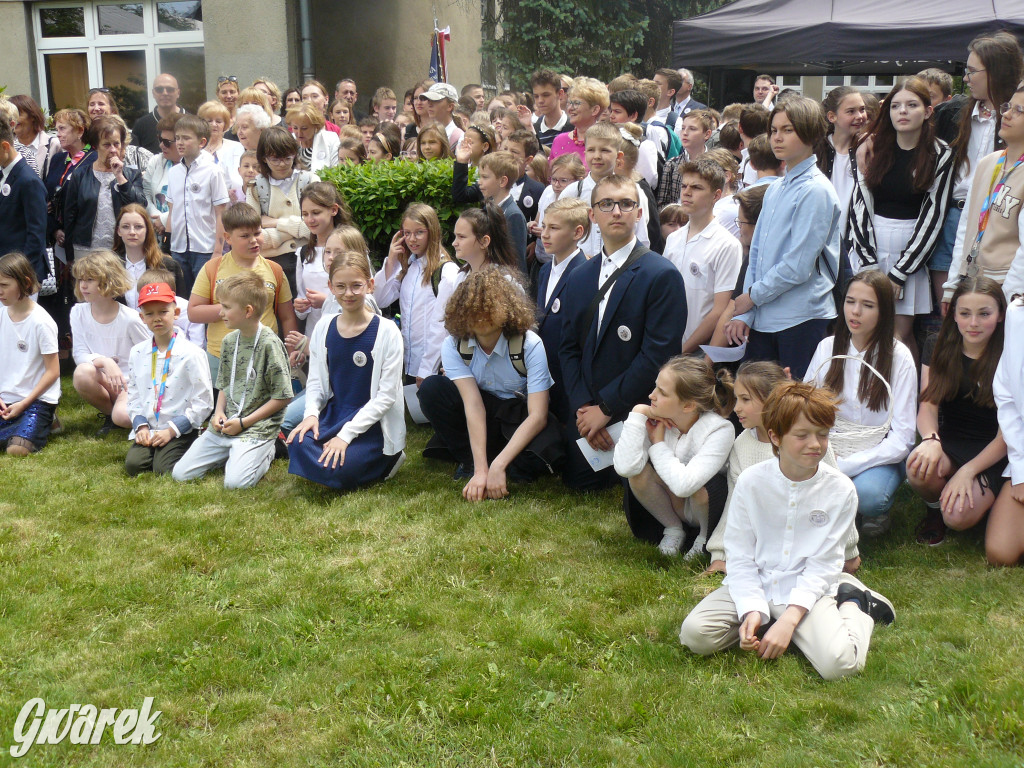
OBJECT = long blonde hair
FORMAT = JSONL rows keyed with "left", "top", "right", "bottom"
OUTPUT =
{"left": 398, "top": 203, "right": 451, "bottom": 286}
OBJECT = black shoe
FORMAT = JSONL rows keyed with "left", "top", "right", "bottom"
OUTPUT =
{"left": 453, "top": 463, "right": 473, "bottom": 480}
{"left": 837, "top": 578, "right": 895, "bottom": 625}
{"left": 422, "top": 434, "right": 455, "bottom": 462}
{"left": 274, "top": 434, "right": 289, "bottom": 461}
{"left": 95, "top": 414, "right": 116, "bottom": 437}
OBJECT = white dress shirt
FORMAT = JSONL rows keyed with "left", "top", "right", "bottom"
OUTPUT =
{"left": 724, "top": 461, "right": 857, "bottom": 622}
{"left": 995, "top": 299, "right": 1024, "bottom": 484}
{"left": 597, "top": 237, "right": 636, "bottom": 327}
{"left": 544, "top": 249, "right": 582, "bottom": 306}
{"left": 126, "top": 333, "right": 213, "bottom": 438}
{"left": 805, "top": 336, "right": 918, "bottom": 477}
{"left": 374, "top": 255, "right": 460, "bottom": 379}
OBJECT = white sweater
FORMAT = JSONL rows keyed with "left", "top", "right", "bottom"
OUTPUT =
{"left": 303, "top": 313, "right": 406, "bottom": 456}
{"left": 614, "top": 409, "right": 733, "bottom": 498}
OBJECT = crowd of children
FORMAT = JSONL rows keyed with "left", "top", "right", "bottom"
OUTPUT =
{"left": 5, "top": 34, "right": 1024, "bottom": 680}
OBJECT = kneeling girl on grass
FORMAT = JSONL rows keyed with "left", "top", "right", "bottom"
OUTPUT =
{"left": 418, "top": 268, "right": 563, "bottom": 501}
{"left": 909, "top": 276, "right": 1007, "bottom": 546}
{"left": 613, "top": 356, "right": 735, "bottom": 559}
{"left": 0, "top": 253, "right": 60, "bottom": 456}
{"left": 287, "top": 252, "right": 406, "bottom": 490}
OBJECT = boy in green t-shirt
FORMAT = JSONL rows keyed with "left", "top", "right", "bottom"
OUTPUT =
{"left": 172, "top": 272, "right": 293, "bottom": 489}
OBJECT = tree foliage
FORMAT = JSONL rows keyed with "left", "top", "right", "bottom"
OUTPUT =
{"left": 483, "top": 0, "right": 727, "bottom": 90}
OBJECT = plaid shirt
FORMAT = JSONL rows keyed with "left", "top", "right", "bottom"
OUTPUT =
{"left": 655, "top": 152, "right": 688, "bottom": 209}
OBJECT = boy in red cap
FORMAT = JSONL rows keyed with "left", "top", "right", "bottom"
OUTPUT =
{"left": 124, "top": 280, "right": 214, "bottom": 476}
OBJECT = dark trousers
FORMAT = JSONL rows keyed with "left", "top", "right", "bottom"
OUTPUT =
{"left": 268, "top": 251, "right": 299, "bottom": 302}
{"left": 417, "top": 374, "right": 554, "bottom": 480}
{"left": 125, "top": 430, "right": 197, "bottom": 476}
{"left": 561, "top": 419, "right": 621, "bottom": 493}
{"left": 745, "top": 318, "right": 831, "bottom": 380}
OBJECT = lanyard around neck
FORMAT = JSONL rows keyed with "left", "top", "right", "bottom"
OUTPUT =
{"left": 151, "top": 332, "right": 177, "bottom": 421}
{"left": 229, "top": 325, "right": 262, "bottom": 419}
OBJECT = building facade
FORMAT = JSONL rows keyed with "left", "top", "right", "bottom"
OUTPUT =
{"left": 0, "top": 0, "right": 483, "bottom": 119}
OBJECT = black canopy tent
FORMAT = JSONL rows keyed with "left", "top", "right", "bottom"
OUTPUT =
{"left": 673, "top": 0, "right": 1024, "bottom": 105}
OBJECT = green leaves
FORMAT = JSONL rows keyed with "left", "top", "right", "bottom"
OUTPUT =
{"left": 319, "top": 159, "right": 476, "bottom": 265}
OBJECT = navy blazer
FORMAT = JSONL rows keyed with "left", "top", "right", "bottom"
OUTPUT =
{"left": 452, "top": 162, "right": 545, "bottom": 223}
{"left": 558, "top": 241, "right": 687, "bottom": 420}
{"left": 0, "top": 157, "right": 48, "bottom": 280}
{"left": 536, "top": 249, "right": 585, "bottom": 422}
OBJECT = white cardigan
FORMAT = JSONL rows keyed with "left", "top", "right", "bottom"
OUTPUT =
{"left": 303, "top": 313, "right": 406, "bottom": 456}
{"left": 309, "top": 130, "right": 340, "bottom": 173}
{"left": 614, "top": 409, "right": 733, "bottom": 497}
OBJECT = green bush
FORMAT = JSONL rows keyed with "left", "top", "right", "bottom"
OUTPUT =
{"left": 319, "top": 158, "right": 475, "bottom": 265}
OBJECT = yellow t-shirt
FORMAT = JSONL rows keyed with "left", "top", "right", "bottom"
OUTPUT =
{"left": 192, "top": 251, "right": 294, "bottom": 357}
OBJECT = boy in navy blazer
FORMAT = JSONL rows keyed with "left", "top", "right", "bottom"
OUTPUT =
{"left": 535, "top": 197, "right": 589, "bottom": 425}
{"left": 559, "top": 174, "right": 687, "bottom": 490}
{"left": 0, "top": 121, "right": 47, "bottom": 282}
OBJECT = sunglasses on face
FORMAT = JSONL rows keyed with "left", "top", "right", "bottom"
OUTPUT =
{"left": 153, "top": 86, "right": 176, "bottom": 94}
{"left": 159, "top": 137, "right": 175, "bottom": 147}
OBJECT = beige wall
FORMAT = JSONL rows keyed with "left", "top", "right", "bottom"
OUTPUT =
{"left": 202, "top": 0, "right": 297, "bottom": 104}
{"left": 0, "top": 1, "right": 39, "bottom": 97}
{"left": 309, "top": 0, "right": 481, "bottom": 109}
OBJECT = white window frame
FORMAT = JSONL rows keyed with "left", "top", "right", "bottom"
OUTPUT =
{"left": 33, "top": 0, "right": 203, "bottom": 111}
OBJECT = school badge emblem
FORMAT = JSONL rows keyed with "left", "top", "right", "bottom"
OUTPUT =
{"left": 617, "top": 325, "right": 631, "bottom": 341}
{"left": 353, "top": 351, "right": 367, "bottom": 367}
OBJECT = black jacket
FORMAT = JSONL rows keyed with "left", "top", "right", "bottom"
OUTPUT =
{"left": 63, "top": 154, "right": 146, "bottom": 261}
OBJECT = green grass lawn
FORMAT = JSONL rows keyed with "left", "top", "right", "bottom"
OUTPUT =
{"left": 0, "top": 385, "right": 1022, "bottom": 767}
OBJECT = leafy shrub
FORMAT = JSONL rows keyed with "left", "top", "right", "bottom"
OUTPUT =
{"left": 319, "top": 159, "right": 475, "bottom": 264}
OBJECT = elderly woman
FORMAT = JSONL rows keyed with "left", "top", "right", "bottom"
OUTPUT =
{"left": 225, "top": 88, "right": 276, "bottom": 141}
{"left": 286, "top": 101, "right": 339, "bottom": 173}
{"left": 10, "top": 94, "right": 61, "bottom": 179}
{"left": 197, "top": 100, "right": 244, "bottom": 191}
{"left": 44, "top": 108, "right": 92, "bottom": 246}
{"left": 234, "top": 104, "right": 272, "bottom": 153}
{"left": 83, "top": 87, "right": 153, "bottom": 170}
{"left": 63, "top": 115, "right": 145, "bottom": 261}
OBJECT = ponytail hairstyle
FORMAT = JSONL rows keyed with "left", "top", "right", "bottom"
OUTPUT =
{"left": 466, "top": 123, "right": 497, "bottom": 157}
{"left": 735, "top": 360, "right": 788, "bottom": 405}
{"left": 615, "top": 122, "right": 643, "bottom": 174}
{"left": 398, "top": 202, "right": 451, "bottom": 286}
{"left": 824, "top": 270, "right": 895, "bottom": 412}
{"left": 456, "top": 204, "right": 521, "bottom": 274}
{"left": 821, "top": 86, "right": 861, "bottom": 132}
{"left": 113, "top": 203, "right": 165, "bottom": 270}
{"left": 921, "top": 275, "right": 1005, "bottom": 408}
{"left": 862, "top": 77, "right": 938, "bottom": 193}
{"left": 299, "top": 182, "right": 353, "bottom": 263}
{"left": 661, "top": 355, "right": 736, "bottom": 416}
{"left": 952, "top": 32, "right": 1024, "bottom": 176}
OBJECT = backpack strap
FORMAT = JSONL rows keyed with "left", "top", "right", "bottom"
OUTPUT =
{"left": 507, "top": 333, "right": 527, "bottom": 377}
{"left": 207, "top": 255, "right": 223, "bottom": 300}
{"left": 209, "top": 255, "right": 284, "bottom": 307}
{"left": 457, "top": 336, "right": 474, "bottom": 363}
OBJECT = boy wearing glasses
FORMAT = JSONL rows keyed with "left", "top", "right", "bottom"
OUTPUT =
{"left": 558, "top": 174, "right": 686, "bottom": 490}
{"left": 166, "top": 115, "right": 229, "bottom": 293}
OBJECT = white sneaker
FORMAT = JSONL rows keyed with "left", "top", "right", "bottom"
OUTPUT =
{"left": 682, "top": 535, "right": 707, "bottom": 561}
{"left": 658, "top": 527, "right": 685, "bottom": 556}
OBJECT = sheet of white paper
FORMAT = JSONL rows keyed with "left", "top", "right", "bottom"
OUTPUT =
{"left": 404, "top": 383, "right": 430, "bottom": 424}
{"left": 699, "top": 341, "right": 747, "bottom": 363}
{"left": 576, "top": 421, "right": 625, "bottom": 472}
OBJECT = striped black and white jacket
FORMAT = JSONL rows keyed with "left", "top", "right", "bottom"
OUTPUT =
{"left": 847, "top": 138, "right": 956, "bottom": 286}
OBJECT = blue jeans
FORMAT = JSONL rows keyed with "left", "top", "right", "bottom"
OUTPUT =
{"left": 282, "top": 390, "right": 306, "bottom": 433}
{"left": 927, "top": 205, "right": 962, "bottom": 272}
{"left": 851, "top": 463, "right": 905, "bottom": 518}
{"left": 172, "top": 250, "right": 213, "bottom": 297}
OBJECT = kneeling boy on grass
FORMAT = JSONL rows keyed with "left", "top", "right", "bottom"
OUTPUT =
{"left": 679, "top": 381, "right": 894, "bottom": 680}
{"left": 172, "top": 272, "right": 293, "bottom": 489}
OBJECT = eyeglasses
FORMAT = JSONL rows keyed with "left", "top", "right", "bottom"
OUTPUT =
{"left": 153, "top": 86, "right": 176, "bottom": 94}
{"left": 218, "top": 75, "right": 239, "bottom": 84}
{"left": 402, "top": 230, "right": 428, "bottom": 239}
{"left": 266, "top": 155, "right": 296, "bottom": 165}
{"left": 1000, "top": 102, "right": 1024, "bottom": 116}
{"left": 335, "top": 282, "right": 367, "bottom": 295}
{"left": 159, "top": 137, "right": 175, "bottom": 147}
{"left": 551, "top": 176, "right": 577, "bottom": 185}
{"left": 567, "top": 100, "right": 585, "bottom": 108}
{"left": 594, "top": 198, "right": 639, "bottom": 213}
{"left": 965, "top": 67, "right": 986, "bottom": 79}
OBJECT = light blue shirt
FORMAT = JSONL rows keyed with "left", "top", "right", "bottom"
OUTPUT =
{"left": 441, "top": 330, "right": 553, "bottom": 400}
{"left": 735, "top": 155, "right": 840, "bottom": 333}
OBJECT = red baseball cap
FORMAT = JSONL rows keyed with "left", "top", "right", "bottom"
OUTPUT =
{"left": 138, "top": 282, "right": 176, "bottom": 306}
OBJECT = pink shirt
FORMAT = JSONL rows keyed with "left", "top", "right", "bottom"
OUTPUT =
{"left": 549, "top": 129, "right": 587, "bottom": 169}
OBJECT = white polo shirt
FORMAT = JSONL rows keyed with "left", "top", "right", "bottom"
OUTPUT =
{"left": 165, "top": 151, "right": 230, "bottom": 254}
{"left": 663, "top": 218, "right": 742, "bottom": 345}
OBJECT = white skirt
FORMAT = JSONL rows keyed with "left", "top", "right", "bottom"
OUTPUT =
{"left": 858, "top": 215, "right": 931, "bottom": 316}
